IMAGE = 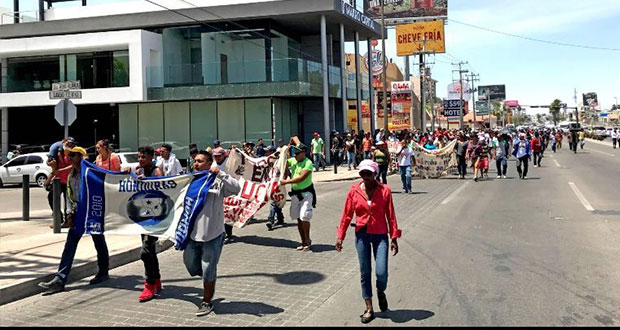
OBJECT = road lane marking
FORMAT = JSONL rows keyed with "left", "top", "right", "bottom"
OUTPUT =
{"left": 568, "top": 182, "right": 595, "bottom": 211}
{"left": 553, "top": 159, "right": 561, "bottom": 167}
{"left": 587, "top": 148, "right": 615, "bottom": 157}
{"left": 441, "top": 181, "right": 470, "bottom": 205}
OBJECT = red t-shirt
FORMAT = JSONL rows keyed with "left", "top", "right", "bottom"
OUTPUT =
{"left": 531, "top": 137, "right": 541, "bottom": 152}
{"left": 56, "top": 155, "right": 71, "bottom": 185}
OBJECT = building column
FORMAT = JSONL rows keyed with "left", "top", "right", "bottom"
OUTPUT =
{"left": 13, "top": 0, "right": 19, "bottom": 23}
{"left": 321, "top": 15, "right": 331, "bottom": 164}
{"left": 354, "top": 31, "right": 362, "bottom": 134}
{"left": 38, "top": 0, "right": 45, "bottom": 21}
{"left": 1, "top": 58, "right": 7, "bottom": 164}
{"left": 340, "top": 24, "right": 347, "bottom": 133}
{"left": 367, "top": 38, "right": 375, "bottom": 134}
{"left": 1, "top": 108, "right": 7, "bottom": 165}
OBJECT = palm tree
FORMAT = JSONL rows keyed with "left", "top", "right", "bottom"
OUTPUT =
{"left": 549, "top": 99, "right": 562, "bottom": 126}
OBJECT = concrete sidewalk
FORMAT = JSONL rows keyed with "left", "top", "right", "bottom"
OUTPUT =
{"left": 0, "top": 214, "right": 171, "bottom": 305}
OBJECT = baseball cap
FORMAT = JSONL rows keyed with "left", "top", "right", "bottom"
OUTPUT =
{"left": 293, "top": 144, "right": 307, "bottom": 154}
{"left": 69, "top": 146, "right": 87, "bottom": 156}
{"left": 358, "top": 159, "right": 378, "bottom": 174}
{"left": 65, "top": 137, "right": 76, "bottom": 144}
{"left": 213, "top": 139, "right": 221, "bottom": 145}
{"left": 265, "top": 145, "right": 276, "bottom": 152}
{"left": 213, "top": 147, "right": 226, "bottom": 156}
{"left": 313, "top": 132, "right": 319, "bottom": 137}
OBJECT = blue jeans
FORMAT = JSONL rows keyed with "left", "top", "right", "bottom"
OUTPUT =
{"left": 56, "top": 228, "right": 109, "bottom": 283}
{"left": 312, "top": 154, "right": 324, "bottom": 171}
{"left": 183, "top": 233, "right": 225, "bottom": 283}
{"left": 399, "top": 165, "right": 412, "bottom": 192}
{"left": 355, "top": 228, "right": 389, "bottom": 300}
{"left": 268, "top": 203, "right": 284, "bottom": 222}
{"left": 347, "top": 151, "right": 356, "bottom": 169}
{"left": 376, "top": 164, "right": 388, "bottom": 184}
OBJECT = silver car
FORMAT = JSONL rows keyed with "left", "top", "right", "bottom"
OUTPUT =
{"left": 0, "top": 152, "right": 52, "bottom": 187}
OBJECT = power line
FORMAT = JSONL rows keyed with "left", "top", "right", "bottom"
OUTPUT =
{"left": 448, "top": 18, "right": 620, "bottom": 51}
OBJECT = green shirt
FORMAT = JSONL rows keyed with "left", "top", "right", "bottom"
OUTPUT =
{"left": 287, "top": 157, "right": 314, "bottom": 191}
{"left": 374, "top": 150, "right": 388, "bottom": 165}
{"left": 311, "top": 138, "right": 324, "bottom": 155}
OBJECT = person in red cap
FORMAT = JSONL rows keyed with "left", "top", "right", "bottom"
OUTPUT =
{"left": 335, "top": 159, "right": 401, "bottom": 324}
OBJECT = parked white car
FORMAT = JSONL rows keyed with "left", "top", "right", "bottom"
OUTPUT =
{"left": 117, "top": 152, "right": 139, "bottom": 172}
{"left": 0, "top": 153, "right": 52, "bottom": 187}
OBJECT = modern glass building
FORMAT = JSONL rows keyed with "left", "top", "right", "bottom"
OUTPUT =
{"left": 0, "top": 0, "right": 383, "bottom": 163}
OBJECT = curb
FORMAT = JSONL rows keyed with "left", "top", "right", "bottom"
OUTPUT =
{"left": 0, "top": 239, "right": 173, "bottom": 306}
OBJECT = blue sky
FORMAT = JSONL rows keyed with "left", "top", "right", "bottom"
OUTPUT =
{"left": 366, "top": 0, "right": 620, "bottom": 114}
{"left": 4, "top": 0, "right": 620, "bottom": 113}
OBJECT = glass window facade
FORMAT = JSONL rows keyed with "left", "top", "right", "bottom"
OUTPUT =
{"left": 119, "top": 98, "right": 298, "bottom": 157}
{"left": 5, "top": 50, "right": 129, "bottom": 92}
{"left": 158, "top": 24, "right": 314, "bottom": 87}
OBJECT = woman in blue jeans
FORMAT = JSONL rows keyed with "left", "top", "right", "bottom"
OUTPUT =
{"left": 336, "top": 160, "right": 401, "bottom": 324}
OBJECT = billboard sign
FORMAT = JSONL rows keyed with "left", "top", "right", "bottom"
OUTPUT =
{"left": 475, "top": 100, "right": 490, "bottom": 115}
{"left": 391, "top": 82, "right": 412, "bottom": 114}
{"left": 583, "top": 92, "right": 598, "bottom": 108}
{"left": 395, "top": 20, "right": 445, "bottom": 55}
{"left": 363, "top": 50, "right": 385, "bottom": 75}
{"left": 504, "top": 100, "right": 519, "bottom": 107}
{"left": 364, "top": 0, "right": 448, "bottom": 22}
{"left": 447, "top": 82, "right": 471, "bottom": 100}
{"left": 478, "top": 85, "right": 506, "bottom": 101}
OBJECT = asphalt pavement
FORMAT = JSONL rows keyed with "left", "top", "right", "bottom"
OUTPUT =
{"left": 0, "top": 142, "right": 618, "bottom": 326}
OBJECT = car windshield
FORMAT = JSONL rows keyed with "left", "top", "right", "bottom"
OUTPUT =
{"left": 123, "top": 154, "right": 139, "bottom": 163}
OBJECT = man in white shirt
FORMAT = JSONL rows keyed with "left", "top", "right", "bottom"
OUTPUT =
{"left": 157, "top": 144, "right": 183, "bottom": 176}
{"left": 184, "top": 150, "right": 240, "bottom": 317}
{"left": 396, "top": 140, "right": 413, "bottom": 194}
{"left": 611, "top": 128, "right": 618, "bottom": 149}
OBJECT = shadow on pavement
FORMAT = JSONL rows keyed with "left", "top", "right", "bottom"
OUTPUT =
{"left": 377, "top": 309, "right": 435, "bottom": 323}
{"left": 218, "top": 270, "right": 325, "bottom": 286}
{"left": 231, "top": 235, "right": 335, "bottom": 253}
{"left": 212, "top": 298, "right": 284, "bottom": 316}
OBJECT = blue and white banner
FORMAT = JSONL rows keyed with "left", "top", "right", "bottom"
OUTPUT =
{"left": 74, "top": 161, "right": 216, "bottom": 250}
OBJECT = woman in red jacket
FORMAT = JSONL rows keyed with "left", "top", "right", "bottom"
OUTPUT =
{"left": 335, "top": 159, "right": 402, "bottom": 324}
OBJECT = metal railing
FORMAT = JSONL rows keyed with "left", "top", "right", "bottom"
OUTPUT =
{"left": 0, "top": 10, "right": 39, "bottom": 25}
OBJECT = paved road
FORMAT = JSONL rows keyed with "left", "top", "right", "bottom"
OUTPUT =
{"left": 1, "top": 142, "right": 618, "bottom": 326}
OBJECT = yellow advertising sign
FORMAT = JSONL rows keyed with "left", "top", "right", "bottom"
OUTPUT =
{"left": 396, "top": 20, "right": 445, "bottom": 56}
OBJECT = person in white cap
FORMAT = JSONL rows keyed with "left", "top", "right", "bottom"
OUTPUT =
{"left": 336, "top": 159, "right": 401, "bottom": 324}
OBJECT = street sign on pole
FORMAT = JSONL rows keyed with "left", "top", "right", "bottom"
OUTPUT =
{"left": 54, "top": 100, "right": 77, "bottom": 138}
{"left": 52, "top": 80, "right": 81, "bottom": 91}
{"left": 49, "top": 90, "right": 82, "bottom": 99}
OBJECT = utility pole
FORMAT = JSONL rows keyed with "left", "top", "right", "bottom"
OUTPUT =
{"left": 419, "top": 54, "right": 425, "bottom": 131}
{"left": 452, "top": 61, "right": 468, "bottom": 130}
{"left": 427, "top": 65, "right": 435, "bottom": 132}
{"left": 467, "top": 72, "right": 479, "bottom": 128}
{"left": 380, "top": 0, "right": 388, "bottom": 131}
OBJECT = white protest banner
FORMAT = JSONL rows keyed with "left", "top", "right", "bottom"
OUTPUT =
{"left": 223, "top": 146, "right": 289, "bottom": 228}
{"left": 410, "top": 139, "right": 457, "bottom": 178}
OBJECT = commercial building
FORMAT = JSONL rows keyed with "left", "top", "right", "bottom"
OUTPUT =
{"left": 0, "top": 0, "right": 383, "bottom": 163}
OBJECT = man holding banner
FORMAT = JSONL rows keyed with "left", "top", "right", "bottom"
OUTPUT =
{"left": 135, "top": 146, "right": 165, "bottom": 302}
{"left": 281, "top": 144, "right": 316, "bottom": 251}
{"left": 184, "top": 150, "right": 240, "bottom": 317}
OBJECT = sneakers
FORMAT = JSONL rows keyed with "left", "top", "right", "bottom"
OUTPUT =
{"left": 155, "top": 279, "right": 162, "bottom": 293}
{"left": 138, "top": 281, "right": 158, "bottom": 302}
{"left": 89, "top": 272, "right": 109, "bottom": 285}
{"left": 502, "top": 175, "right": 507, "bottom": 179}
{"left": 378, "top": 291, "right": 388, "bottom": 312}
{"left": 474, "top": 177, "right": 478, "bottom": 182}
{"left": 496, "top": 175, "right": 501, "bottom": 179}
{"left": 196, "top": 301, "right": 214, "bottom": 317}
{"left": 38, "top": 277, "right": 65, "bottom": 295}
{"left": 523, "top": 176, "right": 527, "bottom": 180}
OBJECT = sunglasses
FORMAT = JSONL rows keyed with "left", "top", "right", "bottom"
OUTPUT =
{"left": 360, "top": 170, "right": 374, "bottom": 177}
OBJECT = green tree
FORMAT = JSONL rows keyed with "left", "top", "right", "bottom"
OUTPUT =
{"left": 549, "top": 99, "right": 562, "bottom": 126}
